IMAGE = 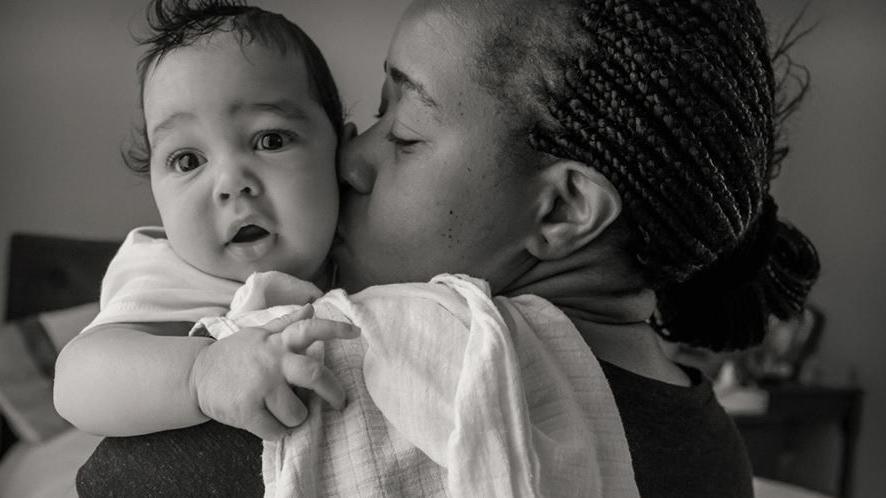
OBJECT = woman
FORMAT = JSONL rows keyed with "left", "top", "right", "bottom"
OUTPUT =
{"left": 78, "top": 0, "right": 819, "bottom": 496}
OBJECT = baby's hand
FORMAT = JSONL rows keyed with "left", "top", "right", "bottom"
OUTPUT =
{"left": 190, "top": 305, "right": 360, "bottom": 440}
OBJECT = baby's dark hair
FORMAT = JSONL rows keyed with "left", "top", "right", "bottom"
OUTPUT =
{"left": 124, "top": 0, "right": 344, "bottom": 175}
{"left": 458, "top": 0, "right": 820, "bottom": 351}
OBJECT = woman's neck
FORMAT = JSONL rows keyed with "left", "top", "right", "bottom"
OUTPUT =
{"left": 502, "top": 241, "right": 690, "bottom": 386}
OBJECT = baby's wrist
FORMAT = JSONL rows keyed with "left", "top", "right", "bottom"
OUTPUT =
{"left": 188, "top": 338, "right": 215, "bottom": 419}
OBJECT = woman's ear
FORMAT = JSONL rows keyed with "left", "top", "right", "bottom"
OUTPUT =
{"left": 527, "top": 160, "right": 622, "bottom": 260}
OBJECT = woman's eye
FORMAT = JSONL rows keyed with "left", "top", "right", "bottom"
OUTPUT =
{"left": 168, "top": 151, "right": 206, "bottom": 173}
{"left": 386, "top": 132, "right": 421, "bottom": 149}
{"left": 386, "top": 131, "right": 421, "bottom": 152}
{"left": 256, "top": 131, "right": 294, "bottom": 151}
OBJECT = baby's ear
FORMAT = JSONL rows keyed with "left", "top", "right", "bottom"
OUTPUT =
{"left": 526, "top": 160, "right": 622, "bottom": 260}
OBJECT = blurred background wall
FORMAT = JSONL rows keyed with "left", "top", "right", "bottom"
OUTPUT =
{"left": 760, "top": 2, "right": 886, "bottom": 497}
{"left": 0, "top": 1, "right": 883, "bottom": 496}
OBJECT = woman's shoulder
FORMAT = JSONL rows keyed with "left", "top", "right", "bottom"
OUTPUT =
{"left": 601, "top": 361, "right": 754, "bottom": 498}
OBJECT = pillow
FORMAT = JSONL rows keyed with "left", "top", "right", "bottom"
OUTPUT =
{"left": 0, "top": 302, "right": 98, "bottom": 443}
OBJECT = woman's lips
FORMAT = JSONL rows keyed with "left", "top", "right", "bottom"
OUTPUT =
{"left": 226, "top": 232, "right": 276, "bottom": 261}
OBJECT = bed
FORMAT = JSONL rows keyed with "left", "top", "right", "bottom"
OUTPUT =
{"left": 0, "top": 232, "right": 834, "bottom": 498}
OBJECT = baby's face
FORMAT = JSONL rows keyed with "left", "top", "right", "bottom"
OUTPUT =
{"left": 143, "top": 33, "right": 338, "bottom": 282}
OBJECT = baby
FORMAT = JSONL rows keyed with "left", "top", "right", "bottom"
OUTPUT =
{"left": 54, "top": 1, "right": 638, "bottom": 496}
{"left": 55, "top": 0, "right": 355, "bottom": 442}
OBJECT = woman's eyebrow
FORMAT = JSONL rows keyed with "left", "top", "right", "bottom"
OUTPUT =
{"left": 385, "top": 61, "right": 440, "bottom": 112}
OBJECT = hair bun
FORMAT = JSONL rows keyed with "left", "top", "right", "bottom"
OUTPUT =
{"left": 714, "top": 196, "right": 780, "bottom": 292}
{"left": 655, "top": 197, "right": 820, "bottom": 352}
{"left": 763, "top": 218, "right": 821, "bottom": 319}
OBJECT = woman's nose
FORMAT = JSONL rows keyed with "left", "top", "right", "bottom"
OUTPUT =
{"left": 338, "top": 124, "right": 378, "bottom": 195}
{"left": 213, "top": 160, "right": 262, "bottom": 202}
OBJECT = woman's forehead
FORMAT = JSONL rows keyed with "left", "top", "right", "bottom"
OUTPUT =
{"left": 387, "top": 4, "right": 493, "bottom": 122}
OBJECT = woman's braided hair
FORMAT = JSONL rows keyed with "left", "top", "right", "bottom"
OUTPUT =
{"left": 460, "top": 0, "right": 820, "bottom": 351}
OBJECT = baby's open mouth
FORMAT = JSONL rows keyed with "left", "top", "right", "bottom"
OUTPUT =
{"left": 230, "top": 224, "right": 270, "bottom": 244}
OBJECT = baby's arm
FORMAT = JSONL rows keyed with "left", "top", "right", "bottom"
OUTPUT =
{"left": 54, "top": 307, "right": 359, "bottom": 440}
{"left": 54, "top": 321, "right": 212, "bottom": 436}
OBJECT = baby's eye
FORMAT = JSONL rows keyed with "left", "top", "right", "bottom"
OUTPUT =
{"left": 167, "top": 150, "right": 207, "bottom": 173}
{"left": 256, "top": 131, "right": 295, "bottom": 151}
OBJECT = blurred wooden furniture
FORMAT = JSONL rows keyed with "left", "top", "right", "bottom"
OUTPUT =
{"left": 733, "top": 384, "right": 863, "bottom": 498}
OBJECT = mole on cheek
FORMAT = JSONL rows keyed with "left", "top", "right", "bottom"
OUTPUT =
{"left": 446, "top": 210, "right": 460, "bottom": 248}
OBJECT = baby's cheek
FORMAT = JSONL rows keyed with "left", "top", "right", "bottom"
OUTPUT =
{"left": 170, "top": 233, "right": 227, "bottom": 279}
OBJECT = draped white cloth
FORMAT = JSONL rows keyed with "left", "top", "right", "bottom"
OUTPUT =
{"left": 84, "top": 228, "right": 639, "bottom": 497}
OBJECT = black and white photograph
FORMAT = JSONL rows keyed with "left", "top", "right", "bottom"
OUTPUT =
{"left": 0, "top": 1, "right": 883, "bottom": 497}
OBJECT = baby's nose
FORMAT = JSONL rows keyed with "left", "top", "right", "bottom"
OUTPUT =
{"left": 214, "top": 166, "right": 262, "bottom": 201}
{"left": 218, "top": 185, "right": 257, "bottom": 201}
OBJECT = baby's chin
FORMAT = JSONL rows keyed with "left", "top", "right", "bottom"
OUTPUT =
{"left": 216, "top": 258, "right": 334, "bottom": 289}
{"left": 195, "top": 259, "right": 255, "bottom": 284}
{"left": 176, "top": 251, "right": 264, "bottom": 283}
{"left": 173, "top": 243, "right": 328, "bottom": 285}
